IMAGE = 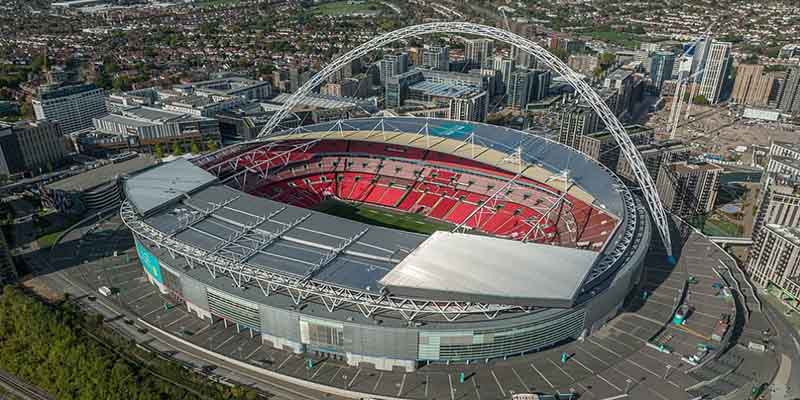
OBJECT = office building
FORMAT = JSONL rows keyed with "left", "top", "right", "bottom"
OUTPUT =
{"left": 42, "top": 153, "right": 158, "bottom": 214}
{"left": 779, "top": 44, "right": 800, "bottom": 59}
{"left": 649, "top": 51, "right": 675, "bottom": 92}
{"left": 746, "top": 224, "right": 800, "bottom": 309}
{"left": 603, "top": 69, "right": 635, "bottom": 116}
{"left": 778, "top": 66, "right": 800, "bottom": 115}
{"left": 577, "top": 125, "right": 655, "bottom": 171}
{"left": 215, "top": 104, "right": 301, "bottom": 142}
{"left": 0, "top": 120, "right": 68, "bottom": 176}
{"left": 321, "top": 79, "right": 359, "bottom": 98}
{"left": 32, "top": 83, "right": 107, "bottom": 134}
{"left": 88, "top": 106, "right": 221, "bottom": 156}
{"left": 617, "top": 140, "right": 690, "bottom": 183}
{"left": 697, "top": 41, "right": 732, "bottom": 104}
{"left": 422, "top": 46, "right": 449, "bottom": 71}
{"left": 656, "top": 161, "right": 722, "bottom": 217}
{"left": 731, "top": 64, "right": 775, "bottom": 107}
{"left": 464, "top": 38, "right": 494, "bottom": 69}
{"left": 568, "top": 54, "right": 599, "bottom": 77}
{"left": 173, "top": 77, "right": 271, "bottom": 101}
{"left": 380, "top": 53, "right": 409, "bottom": 84}
{"left": 386, "top": 69, "right": 488, "bottom": 109}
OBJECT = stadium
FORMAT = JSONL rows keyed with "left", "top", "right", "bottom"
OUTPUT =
{"left": 120, "top": 116, "right": 652, "bottom": 372}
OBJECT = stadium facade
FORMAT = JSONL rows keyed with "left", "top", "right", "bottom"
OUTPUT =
{"left": 121, "top": 117, "right": 651, "bottom": 371}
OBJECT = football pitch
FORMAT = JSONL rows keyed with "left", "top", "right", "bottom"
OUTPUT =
{"left": 313, "top": 199, "right": 452, "bottom": 235}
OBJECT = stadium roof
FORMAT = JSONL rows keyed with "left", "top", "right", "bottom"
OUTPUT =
{"left": 379, "top": 231, "right": 596, "bottom": 308}
{"left": 124, "top": 158, "right": 217, "bottom": 216}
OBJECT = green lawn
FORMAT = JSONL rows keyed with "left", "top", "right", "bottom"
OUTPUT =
{"left": 195, "top": 0, "right": 245, "bottom": 7}
{"left": 583, "top": 30, "right": 642, "bottom": 49}
{"left": 313, "top": 199, "right": 451, "bottom": 235}
{"left": 310, "top": 0, "right": 384, "bottom": 16}
{"left": 702, "top": 218, "right": 743, "bottom": 237}
{"left": 37, "top": 229, "right": 65, "bottom": 249}
{"left": 762, "top": 287, "right": 800, "bottom": 333}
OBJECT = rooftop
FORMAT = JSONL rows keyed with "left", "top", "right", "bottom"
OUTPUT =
{"left": 767, "top": 223, "right": 800, "bottom": 247}
{"left": 46, "top": 154, "right": 158, "bottom": 192}
{"left": 407, "top": 80, "right": 482, "bottom": 98}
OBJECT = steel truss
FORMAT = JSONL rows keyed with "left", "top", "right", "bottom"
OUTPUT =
{"left": 253, "top": 22, "right": 673, "bottom": 257}
{"left": 121, "top": 201, "right": 531, "bottom": 322}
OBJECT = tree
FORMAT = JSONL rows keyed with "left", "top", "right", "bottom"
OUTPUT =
{"left": 153, "top": 143, "right": 163, "bottom": 158}
{"left": 19, "top": 102, "right": 33, "bottom": 118}
{"left": 171, "top": 142, "right": 183, "bottom": 156}
{"left": 206, "top": 139, "right": 218, "bottom": 152}
{"left": 692, "top": 94, "right": 709, "bottom": 106}
{"left": 190, "top": 141, "right": 200, "bottom": 154}
{"left": 598, "top": 51, "right": 616, "bottom": 67}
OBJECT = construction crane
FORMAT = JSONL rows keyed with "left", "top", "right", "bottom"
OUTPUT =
{"left": 668, "top": 67, "right": 706, "bottom": 138}
{"left": 667, "top": 25, "right": 716, "bottom": 139}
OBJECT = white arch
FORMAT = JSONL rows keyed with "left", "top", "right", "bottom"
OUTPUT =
{"left": 258, "top": 22, "right": 673, "bottom": 257}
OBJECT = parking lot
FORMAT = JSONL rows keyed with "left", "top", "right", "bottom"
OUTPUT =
{"left": 31, "top": 215, "right": 778, "bottom": 400}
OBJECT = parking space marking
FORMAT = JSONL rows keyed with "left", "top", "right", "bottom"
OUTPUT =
{"left": 397, "top": 373, "right": 406, "bottom": 397}
{"left": 570, "top": 357, "right": 594, "bottom": 374}
{"left": 511, "top": 367, "right": 528, "bottom": 391}
{"left": 588, "top": 338, "right": 622, "bottom": 357}
{"left": 608, "top": 325, "right": 648, "bottom": 344}
{"left": 372, "top": 372, "right": 383, "bottom": 393}
{"left": 131, "top": 290, "right": 157, "bottom": 303}
{"left": 328, "top": 366, "right": 343, "bottom": 384}
{"left": 309, "top": 362, "right": 326, "bottom": 379}
{"left": 472, "top": 375, "right": 480, "bottom": 400}
{"left": 597, "top": 374, "right": 622, "bottom": 392}
{"left": 578, "top": 346, "right": 612, "bottom": 366}
{"left": 348, "top": 368, "right": 361, "bottom": 389}
{"left": 490, "top": 369, "right": 506, "bottom": 397}
{"left": 245, "top": 344, "right": 263, "bottom": 360}
{"left": 548, "top": 359, "right": 574, "bottom": 381}
{"left": 276, "top": 354, "right": 293, "bottom": 370}
{"left": 530, "top": 363, "right": 554, "bottom": 388}
{"left": 165, "top": 313, "right": 189, "bottom": 328}
{"left": 215, "top": 332, "right": 238, "bottom": 350}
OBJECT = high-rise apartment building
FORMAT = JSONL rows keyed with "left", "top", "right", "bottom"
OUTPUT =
{"left": 577, "top": 125, "right": 655, "bottom": 171}
{"left": 731, "top": 64, "right": 775, "bottom": 107}
{"left": 464, "top": 38, "right": 494, "bottom": 69}
{"left": 33, "top": 83, "right": 107, "bottom": 134}
{"left": 617, "top": 140, "right": 690, "bottom": 183}
{"left": 422, "top": 46, "right": 449, "bottom": 71}
{"left": 656, "top": 161, "right": 722, "bottom": 217}
{"left": 778, "top": 66, "right": 800, "bottom": 115}
{"left": 746, "top": 224, "right": 800, "bottom": 308}
{"left": 379, "top": 53, "right": 409, "bottom": 84}
{"left": 448, "top": 91, "right": 488, "bottom": 122}
{"left": 649, "top": 51, "right": 675, "bottom": 92}
{"left": 697, "top": 41, "right": 732, "bottom": 104}
{"left": 557, "top": 103, "right": 600, "bottom": 148}
{"left": 492, "top": 56, "right": 515, "bottom": 95}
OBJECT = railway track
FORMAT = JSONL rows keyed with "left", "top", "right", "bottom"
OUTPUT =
{"left": 0, "top": 369, "right": 53, "bottom": 400}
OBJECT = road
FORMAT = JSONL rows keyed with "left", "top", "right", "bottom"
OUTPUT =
{"left": 763, "top": 302, "right": 800, "bottom": 400}
{"left": 25, "top": 224, "right": 341, "bottom": 400}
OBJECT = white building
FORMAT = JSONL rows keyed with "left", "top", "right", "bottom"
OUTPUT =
{"left": 33, "top": 83, "right": 107, "bottom": 134}
{"left": 697, "top": 41, "right": 732, "bottom": 104}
